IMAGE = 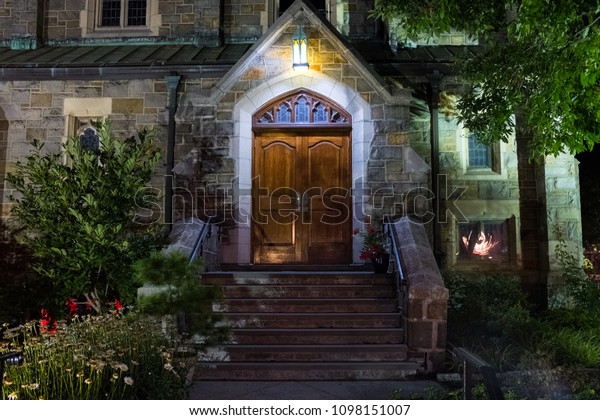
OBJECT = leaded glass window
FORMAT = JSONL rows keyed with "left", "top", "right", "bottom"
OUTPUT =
{"left": 313, "top": 103, "right": 328, "bottom": 123}
{"left": 254, "top": 89, "right": 350, "bottom": 127}
{"left": 100, "top": 0, "right": 147, "bottom": 27}
{"left": 467, "top": 133, "right": 491, "bottom": 168}
{"left": 276, "top": 104, "right": 291, "bottom": 122}
{"left": 295, "top": 97, "right": 309, "bottom": 122}
{"left": 79, "top": 127, "right": 100, "bottom": 152}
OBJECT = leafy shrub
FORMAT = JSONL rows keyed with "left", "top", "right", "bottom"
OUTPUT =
{"left": 0, "top": 313, "right": 188, "bottom": 400}
{"left": 6, "top": 120, "right": 166, "bottom": 312}
{"left": 135, "top": 251, "right": 229, "bottom": 344}
{"left": 444, "top": 272, "right": 534, "bottom": 340}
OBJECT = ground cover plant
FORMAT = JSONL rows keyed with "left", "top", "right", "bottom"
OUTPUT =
{"left": 0, "top": 311, "right": 189, "bottom": 400}
{"left": 442, "top": 235, "right": 600, "bottom": 399}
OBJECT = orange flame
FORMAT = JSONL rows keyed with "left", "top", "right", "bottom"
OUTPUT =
{"left": 462, "top": 230, "right": 500, "bottom": 256}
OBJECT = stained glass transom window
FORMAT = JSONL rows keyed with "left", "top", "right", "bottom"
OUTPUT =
{"left": 254, "top": 90, "right": 350, "bottom": 127}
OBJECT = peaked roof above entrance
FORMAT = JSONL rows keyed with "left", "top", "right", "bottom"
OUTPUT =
{"left": 214, "top": 0, "right": 403, "bottom": 104}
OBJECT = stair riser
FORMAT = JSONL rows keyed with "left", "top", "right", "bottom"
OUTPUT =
{"left": 204, "top": 275, "right": 392, "bottom": 286}
{"left": 231, "top": 331, "right": 403, "bottom": 345}
{"left": 224, "top": 315, "right": 401, "bottom": 328}
{"left": 221, "top": 287, "right": 394, "bottom": 299}
{"left": 222, "top": 349, "right": 408, "bottom": 362}
{"left": 216, "top": 301, "right": 397, "bottom": 313}
{"left": 197, "top": 365, "right": 418, "bottom": 381}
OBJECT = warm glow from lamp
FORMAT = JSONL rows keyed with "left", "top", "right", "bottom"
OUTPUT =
{"left": 292, "top": 25, "right": 309, "bottom": 71}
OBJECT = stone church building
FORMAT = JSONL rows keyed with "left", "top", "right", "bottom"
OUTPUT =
{"left": 0, "top": 0, "right": 584, "bottom": 375}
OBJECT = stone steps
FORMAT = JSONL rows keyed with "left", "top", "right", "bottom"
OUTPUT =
{"left": 216, "top": 298, "right": 398, "bottom": 313}
{"left": 196, "top": 272, "right": 421, "bottom": 381}
{"left": 198, "top": 362, "right": 422, "bottom": 381}
{"left": 230, "top": 327, "right": 404, "bottom": 344}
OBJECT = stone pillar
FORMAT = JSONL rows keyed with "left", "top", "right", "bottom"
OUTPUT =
{"left": 537, "top": 153, "right": 583, "bottom": 295}
{"left": 393, "top": 216, "right": 448, "bottom": 372}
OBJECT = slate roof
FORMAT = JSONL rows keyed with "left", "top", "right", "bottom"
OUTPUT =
{"left": 0, "top": 42, "right": 480, "bottom": 80}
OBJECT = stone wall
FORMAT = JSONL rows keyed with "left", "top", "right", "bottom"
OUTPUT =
{"left": 0, "top": 78, "right": 178, "bottom": 218}
{"left": 436, "top": 108, "right": 521, "bottom": 270}
{"left": 223, "top": 0, "right": 265, "bottom": 42}
{"left": 392, "top": 216, "right": 448, "bottom": 372}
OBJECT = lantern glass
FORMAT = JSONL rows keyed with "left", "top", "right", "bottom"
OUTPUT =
{"left": 292, "top": 26, "right": 309, "bottom": 70}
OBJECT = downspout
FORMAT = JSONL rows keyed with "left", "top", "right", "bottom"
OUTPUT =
{"left": 165, "top": 73, "right": 182, "bottom": 230}
{"left": 427, "top": 70, "right": 444, "bottom": 267}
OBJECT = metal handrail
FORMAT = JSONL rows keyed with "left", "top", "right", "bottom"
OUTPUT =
{"left": 452, "top": 346, "right": 505, "bottom": 400}
{"left": 188, "top": 216, "right": 215, "bottom": 265}
{"left": 383, "top": 216, "right": 407, "bottom": 316}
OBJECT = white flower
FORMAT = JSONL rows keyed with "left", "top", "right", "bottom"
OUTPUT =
{"left": 124, "top": 377, "right": 134, "bottom": 386}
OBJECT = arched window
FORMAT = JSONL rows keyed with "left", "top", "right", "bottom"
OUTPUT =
{"left": 79, "top": 126, "right": 100, "bottom": 152}
{"left": 254, "top": 89, "right": 350, "bottom": 127}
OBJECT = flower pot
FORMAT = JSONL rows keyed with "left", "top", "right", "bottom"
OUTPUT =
{"left": 371, "top": 253, "right": 390, "bottom": 274}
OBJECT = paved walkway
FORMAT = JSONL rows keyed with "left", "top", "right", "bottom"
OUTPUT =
{"left": 187, "top": 380, "right": 441, "bottom": 400}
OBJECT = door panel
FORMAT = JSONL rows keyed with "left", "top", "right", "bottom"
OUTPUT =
{"left": 253, "top": 137, "right": 299, "bottom": 263}
{"left": 253, "top": 133, "right": 351, "bottom": 264}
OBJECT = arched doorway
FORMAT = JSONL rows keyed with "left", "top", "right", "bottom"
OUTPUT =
{"left": 252, "top": 89, "right": 352, "bottom": 264}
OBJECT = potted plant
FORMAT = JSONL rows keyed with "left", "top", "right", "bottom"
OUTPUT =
{"left": 354, "top": 222, "right": 389, "bottom": 273}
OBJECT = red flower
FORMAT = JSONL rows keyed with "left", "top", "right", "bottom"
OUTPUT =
{"left": 113, "top": 299, "right": 124, "bottom": 315}
{"left": 39, "top": 308, "right": 57, "bottom": 334}
{"left": 65, "top": 298, "right": 78, "bottom": 317}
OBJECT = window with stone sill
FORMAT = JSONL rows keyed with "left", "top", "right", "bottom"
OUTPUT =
{"left": 94, "top": 0, "right": 149, "bottom": 31}
{"left": 83, "top": 0, "right": 159, "bottom": 38}
{"left": 466, "top": 132, "right": 501, "bottom": 174}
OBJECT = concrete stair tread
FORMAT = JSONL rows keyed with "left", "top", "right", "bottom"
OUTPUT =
{"left": 197, "top": 361, "right": 422, "bottom": 380}
{"left": 225, "top": 343, "right": 407, "bottom": 349}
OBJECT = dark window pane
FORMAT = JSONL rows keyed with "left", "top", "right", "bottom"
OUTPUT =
{"left": 468, "top": 133, "right": 491, "bottom": 167}
{"left": 127, "top": 0, "right": 147, "bottom": 26}
{"left": 80, "top": 127, "right": 100, "bottom": 152}
{"left": 101, "top": 0, "right": 121, "bottom": 27}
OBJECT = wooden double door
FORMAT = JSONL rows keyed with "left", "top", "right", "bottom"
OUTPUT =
{"left": 252, "top": 132, "right": 352, "bottom": 265}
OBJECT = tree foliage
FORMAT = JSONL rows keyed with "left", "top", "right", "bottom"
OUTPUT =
{"left": 372, "top": 0, "right": 600, "bottom": 156}
{"left": 6, "top": 120, "right": 165, "bottom": 311}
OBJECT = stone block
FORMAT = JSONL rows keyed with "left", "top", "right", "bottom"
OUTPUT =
{"left": 407, "top": 320, "right": 433, "bottom": 348}
{"left": 112, "top": 98, "right": 144, "bottom": 115}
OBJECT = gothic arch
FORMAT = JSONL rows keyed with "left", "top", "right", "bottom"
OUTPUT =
{"left": 224, "top": 71, "right": 372, "bottom": 265}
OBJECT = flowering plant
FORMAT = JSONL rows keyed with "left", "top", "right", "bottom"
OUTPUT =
{"left": 354, "top": 222, "right": 388, "bottom": 260}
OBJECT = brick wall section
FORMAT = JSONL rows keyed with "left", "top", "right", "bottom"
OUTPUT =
{"left": 393, "top": 216, "right": 448, "bottom": 372}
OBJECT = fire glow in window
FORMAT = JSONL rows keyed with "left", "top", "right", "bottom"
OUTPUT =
{"left": 458, "top": 220, "right": 509, "bottom": 261}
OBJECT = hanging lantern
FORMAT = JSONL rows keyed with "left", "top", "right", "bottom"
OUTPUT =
{"left": 292, "top": 25, "right": 309, "bottom": 70}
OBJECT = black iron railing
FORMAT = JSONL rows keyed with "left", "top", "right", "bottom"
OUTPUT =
{"left": 452, "top": 346, "right": 505, "bottom": 400}
{"left": 189, "top": 216, "right": 219, "bottom": 271}
{"left": 383, "top": 216, "right": 408, "bottom": 336}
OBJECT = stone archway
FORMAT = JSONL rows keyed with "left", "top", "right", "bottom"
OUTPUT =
{"left": 222, "top": 71, "right": 372, "bottom": 265}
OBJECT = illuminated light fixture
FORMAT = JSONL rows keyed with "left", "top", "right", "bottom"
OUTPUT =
{"left": 292, "top": 25, "right": 309, "bottom": 70}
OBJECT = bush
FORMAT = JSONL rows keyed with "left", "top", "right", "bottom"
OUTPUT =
{"left": 6, "top": 120, "right": 166, "bottom": 312}
{"left": 0, "top": 313, "right": 189, "bottom": 400}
